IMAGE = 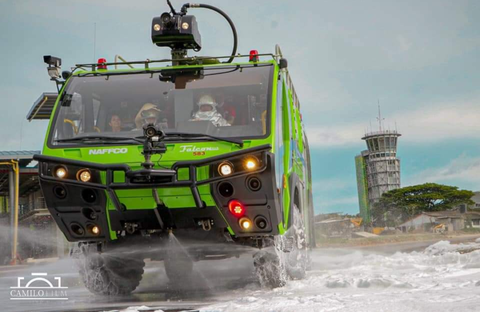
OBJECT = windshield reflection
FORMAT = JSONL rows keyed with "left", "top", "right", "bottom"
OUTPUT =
{"left": 49, "top": 65, "right": 273, "bottom": 146}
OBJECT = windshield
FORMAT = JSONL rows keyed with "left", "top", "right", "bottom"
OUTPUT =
{"left": 49, "top": 64, "right": 273, "bottom": 146}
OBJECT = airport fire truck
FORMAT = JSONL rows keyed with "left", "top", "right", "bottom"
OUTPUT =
{"left": 32, "top": 1, "right": 315, "bottom": 295}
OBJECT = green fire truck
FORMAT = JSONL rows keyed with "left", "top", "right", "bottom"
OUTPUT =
{"left": 32, "top": 1, "right": 315, "bottom": 295}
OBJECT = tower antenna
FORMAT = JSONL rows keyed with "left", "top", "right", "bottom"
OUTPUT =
{"left": 376, "top": 100, "right": 384, "bottom": 132}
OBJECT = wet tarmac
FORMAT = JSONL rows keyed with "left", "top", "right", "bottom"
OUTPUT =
{"left": 0, "top": 252, "right": 258, "bottom": 312}
{"left": 2, "top": 235, "right": 479, "bottom": 312}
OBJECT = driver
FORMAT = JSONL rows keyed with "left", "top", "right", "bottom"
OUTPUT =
{"left": 134, "top": 103, "right": 162, "bottom": 129}
{"left": 109, "top": 114, "right": 122, "bottom": 132}
{"left": 190, "top": 94, "right": 230, "bottom": 127}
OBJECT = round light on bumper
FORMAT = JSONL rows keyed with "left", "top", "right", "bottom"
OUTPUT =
{"left": 244, "top": 156, "right": 259, "bottom": 170}
{"left": 218, "top": 161, "right": 234, "bottom": 176}
{"left": 91, "top": 225, "right": 100, "bottom": 235}
{"left": 239, "top": 217, "right": 252, "bottom": 230}
{"left": 77, "top": 169, "right": 92, "bottom": 182}
{"left": 228, "top": 199, "right": 245, "bottom": 217}
{"left": 54, "top": 166, "right": 67, "bottom": 179}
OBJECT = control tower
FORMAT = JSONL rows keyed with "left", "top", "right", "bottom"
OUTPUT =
{"left": 355, "top": 108, "right": 401, "bottom": 224}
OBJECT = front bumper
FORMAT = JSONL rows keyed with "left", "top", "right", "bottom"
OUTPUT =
{"left": 34, "top": 144, "right": 282, "bottom": 242}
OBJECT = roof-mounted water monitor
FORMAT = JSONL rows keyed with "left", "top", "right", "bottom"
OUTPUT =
{"left": 151, "top": 11, "right": 202, "bottom": 51}
{"left": 151, "top": 0, "right": 238, "bottom": 64}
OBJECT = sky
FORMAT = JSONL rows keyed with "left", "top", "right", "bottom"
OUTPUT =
{"left": 1, "top": 0, "right": 480, "bottom": 215}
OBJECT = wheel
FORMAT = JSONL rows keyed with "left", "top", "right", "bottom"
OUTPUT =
{"left": 74, "top": 245, "right": 145, "bottom": 296}
{"left": 253, "top": 247, "right": 287, "bottom": 288}
{"left": 253, "top": 235, "right": 288, "bottom": 288}
{"left": 285, "top": 204, "right": 308, "bottom": 280}
{"left": 253, "top": 204, "right": 308, "bottom": 287}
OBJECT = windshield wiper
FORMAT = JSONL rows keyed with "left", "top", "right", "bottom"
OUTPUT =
{"left": 162, "top": 132, "right": 244, "bottom": 147}
{"left": 56, "top": 135, "right": 143, "bottom": 144}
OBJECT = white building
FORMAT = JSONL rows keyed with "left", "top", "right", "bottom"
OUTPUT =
{"left": 399, "top": 211, "right": 480, "bottom": 232}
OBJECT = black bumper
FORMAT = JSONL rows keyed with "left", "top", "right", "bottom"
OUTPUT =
{"left": 34, "top": 144, "right": 282, "bottom": 242}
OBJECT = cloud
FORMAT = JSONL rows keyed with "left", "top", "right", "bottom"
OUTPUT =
{"left": 306, "top": 98, "right": 480, "bottom": 147}
{"left": 406, "top": 154, "right": 480, "bottom": 190}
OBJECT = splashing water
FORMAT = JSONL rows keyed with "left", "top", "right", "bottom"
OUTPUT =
{"left": 166, "top": 231, "right": 214, "bottom": 292}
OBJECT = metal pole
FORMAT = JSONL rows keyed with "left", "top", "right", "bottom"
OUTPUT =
{"left": 12, "top": 161, "right": 19, "bottom": 265}
{"left": 8, "top": 168, "right": 14, "bottom": 263}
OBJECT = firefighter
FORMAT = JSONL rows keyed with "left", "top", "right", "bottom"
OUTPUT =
{"left": 191, "top": 94, "right": 230, "bottom": 127}
{"left": 134, "top": 103, "right": 162, "bottom": 129}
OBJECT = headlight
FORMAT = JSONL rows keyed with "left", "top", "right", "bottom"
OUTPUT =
{"left": 239, "top": 217, "right": 252, "bottom": 230}
{"left": 54, "top": 166, "right": 67, "bottom": 179}
{"left": 87, "top": 224, "right": 100, "bottom": 235}
{"left": 218, "top": 161, "right": 234, "bottom": 176}
{"left": 76, "top": 169, "right": 92, "bottom": 182}
{"left": 91, "top": 226, "right": 100, "bottom": 235}
{"left": 244, "top": 156, "right": 259, "bottom": 170}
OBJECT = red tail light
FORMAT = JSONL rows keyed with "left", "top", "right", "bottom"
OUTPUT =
{"left": 228, "top": 199, "right": 245, "bottom": 217}
{"left": 97, "top": 58, "right": 107, "bottom": 70}
{"left": 249, "top": 50, "right": 259, "bottom": 62}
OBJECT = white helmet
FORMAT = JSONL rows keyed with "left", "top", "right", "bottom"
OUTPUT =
{"left": 197, "top": 94, "right": 217, "bottom": 108}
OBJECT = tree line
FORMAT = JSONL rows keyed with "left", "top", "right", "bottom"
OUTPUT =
{"left": 371, "top": 183, "right": 474, "bottom": 227}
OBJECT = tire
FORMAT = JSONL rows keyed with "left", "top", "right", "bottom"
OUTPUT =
{"left": 74, "top": 246, "right": 145, "bottom": 296}
{"left": 253, "top": 246, "right": 287, "bottom": 288}
{"left": 285, "top": 204, "right": 308, "bottom": 280}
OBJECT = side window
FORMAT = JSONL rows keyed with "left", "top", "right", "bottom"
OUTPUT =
{"left": 282, "top": 82, "right": 291, "bottom": 142}
{"left": 295, "top": 103, "right": 304, "bottom": 153}
{"left": 92, "top": 99, "right": 101, "bottom": 127}
{"left": 53, "top": 92, "right": 83, "bottom": 141}
{"left": 282, "top": 78, "right": 294, "bottom": 170}
{"left": 289, "top": 90, "right": 297, "bottom": 142}
{"left": 275, "top": 77, "right": 285, "bottom": 189}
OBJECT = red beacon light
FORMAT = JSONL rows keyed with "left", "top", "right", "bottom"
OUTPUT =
{"left": 97, "top": 58, "right": 107, "bottom": 70}
{"left": 228, "top": 199, "right": 246, "bottom": 218}
{"left": 249, "top": 50, "right": 259, "bottom": 62}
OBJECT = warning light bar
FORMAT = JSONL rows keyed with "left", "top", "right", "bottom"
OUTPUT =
{"left": 249, "top": 50, "right": 259, "bottom": 62}
{"left": 97, "top": 58, "right": 107, "bottom": 70}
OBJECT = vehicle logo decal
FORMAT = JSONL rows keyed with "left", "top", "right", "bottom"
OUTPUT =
{"left": 88, "top": 148, "right": 128, "bottom": 155}
{"left": 179, "top": 145, "right": 219, "bottom": 153}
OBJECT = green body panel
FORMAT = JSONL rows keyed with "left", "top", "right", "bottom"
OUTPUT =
{"left": 41, "top": 59, "right": 311, "bottom": 241}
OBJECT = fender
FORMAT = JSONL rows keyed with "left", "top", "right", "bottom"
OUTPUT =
{"left": 287, "top": 172, "right": 304, "bottom": 229}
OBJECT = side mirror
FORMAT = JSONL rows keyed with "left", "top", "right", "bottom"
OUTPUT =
{"left": 62, "top": 71, "right": 72, "bottom": 80}
{"left": 279, "top": 58, "right": 288, "bottom": 69}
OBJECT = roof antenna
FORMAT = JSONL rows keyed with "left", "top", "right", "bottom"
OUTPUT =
{"left": 93, "top": 22, "right": 97, "bottom": 63}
